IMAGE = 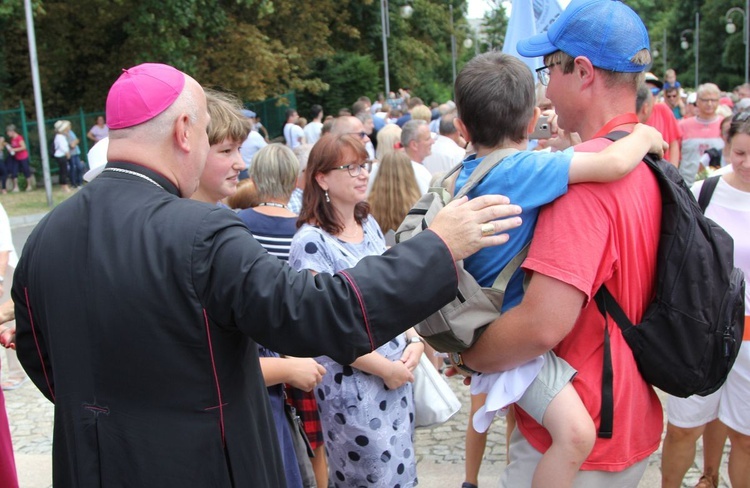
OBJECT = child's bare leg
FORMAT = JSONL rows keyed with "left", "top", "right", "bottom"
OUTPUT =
{"left": 531, "top": 383, "right": 595, "bottom": 488}
{"left": 311, "top": 444, "right": 328, "bottom": 488}
{"left": 465, "top": 392, "right": 489, "bottom": 486}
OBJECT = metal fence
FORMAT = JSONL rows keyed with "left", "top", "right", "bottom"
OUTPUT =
{"left": 0, "top": 91, "right": 296, "bottom": 182}
{"left": 245, "top": 91, "right": 296, "bottom": 140}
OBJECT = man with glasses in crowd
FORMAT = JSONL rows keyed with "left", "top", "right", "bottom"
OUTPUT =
{"left": 664, "top": 86, "right": 684, "bottom": 120}
{"left": 678, "top": 83, "right": 725, "bottom": 185}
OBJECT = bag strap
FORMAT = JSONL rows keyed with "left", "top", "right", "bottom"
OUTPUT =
{"left": 454, "top": 148, "right": 520, "bottom": 199}
{"left": 593, "top": 284, "right": 635, "bottom": 439}
{"left": 490, "top": 242, "right": 530, "bottom": 293}
{"left": 590, "top": 131, "right": 646, "bottom": 439}
{"left": 698, "top": 176, "right": 720, "bottom": 214}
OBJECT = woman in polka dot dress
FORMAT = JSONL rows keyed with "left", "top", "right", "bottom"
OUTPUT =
{"left": 290, "top": 133, "right": 425, "bottom": 487}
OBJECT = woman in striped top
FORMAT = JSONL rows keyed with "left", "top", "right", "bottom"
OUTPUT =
{"left": 238, "top": 144, "right": 299, "bottom": 260}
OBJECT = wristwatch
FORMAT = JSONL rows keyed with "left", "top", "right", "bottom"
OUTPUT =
{"left": 407, "top": 336, "right": 424, "bottom": 344}
{"left": 450, "top": 351, "right": 478, "bottom": 375}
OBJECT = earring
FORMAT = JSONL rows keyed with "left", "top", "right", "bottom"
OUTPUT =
{"left": 325, "top": 190, "right": 330, "bottom": 203}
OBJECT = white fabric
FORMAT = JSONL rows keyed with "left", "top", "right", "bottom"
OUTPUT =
{"left": 691, "top": 177, "right": 750, "bottom": 316}
{"left": 422, "top": 135, "right": 466, "bottom": 175}
{"left": 240, "top": 131, "right": 267, "bottom": 168}
{"left": 84, "top": 138, "right": 109, "bottom": 182}
{"left": 666, "top": 343, "right": 750, "bottom": 435}
{"left": 303, "top": 121, "right": 322, "bottom": 144}
{"left": 283, "top": 123, "right": 305, "bottom": 149}
{"left": 469, "top": 355, "right": 544, "bottom": 433}
{"left": 413, "top": 353, "right": 461, "bottom": 427}
{"left": 0, "top": 204, "right": 18, "bottom": 268}
{"left": 53, "top": 133, "right": 70, "bottom": 158}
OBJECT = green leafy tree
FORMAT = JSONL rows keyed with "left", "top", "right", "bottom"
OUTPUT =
{"left": 481, "top": 0, "right": 508, "bottom": 51}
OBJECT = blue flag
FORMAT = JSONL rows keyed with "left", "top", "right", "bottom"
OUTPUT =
{"left": 503, "top": 0, "right": 564, "bottom": 80}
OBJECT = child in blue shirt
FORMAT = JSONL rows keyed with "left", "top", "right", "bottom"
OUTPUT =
{"left": 450, "top": 52, "right": 665, "bottom": 488}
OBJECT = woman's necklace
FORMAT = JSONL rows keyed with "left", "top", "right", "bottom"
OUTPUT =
{"left": 338, "top": 225, "right": 363, "bottom": 239}
{"left": 257, "top": 202, "right": 289, "bottom": 210}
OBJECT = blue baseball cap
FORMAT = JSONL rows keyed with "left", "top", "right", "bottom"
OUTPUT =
{"left": 517, "top": 0, "right": 649, "bottom": 73}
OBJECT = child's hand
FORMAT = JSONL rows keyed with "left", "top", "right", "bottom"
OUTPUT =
{"left": 633, "top": 123, "right": 667, "bottom": 159}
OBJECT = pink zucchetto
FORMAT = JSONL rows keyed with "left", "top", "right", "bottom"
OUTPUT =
{"left": 105, "top": 63, "right": 186, "bottom": 130}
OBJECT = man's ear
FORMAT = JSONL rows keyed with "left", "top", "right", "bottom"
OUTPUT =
{"left": 174, "top": 113, "right": 191, "bottom": 152}
{"left": 453, "top": 117, "right": 471, "bottom": 144}
{"left": 574, "top": 56, "right": 595, "bottom": 89}
{"left": 526, "top": 107, "right": 541, "bottom": 135}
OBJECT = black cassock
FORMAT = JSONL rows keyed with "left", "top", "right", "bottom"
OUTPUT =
{"left": 12, "top": 162, "right": 458, "bottom": 487}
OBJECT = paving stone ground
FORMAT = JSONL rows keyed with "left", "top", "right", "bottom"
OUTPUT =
{"left": 2, "top": 364, "right": 731, "bottom": 488}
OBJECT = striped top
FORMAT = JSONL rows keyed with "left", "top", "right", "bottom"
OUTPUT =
{"left": 236, "top": 208, "right": 297, "bottom": 261}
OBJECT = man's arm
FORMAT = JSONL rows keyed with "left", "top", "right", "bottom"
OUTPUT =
{"left": 668, "top": 140, "right": 681, "bottom": 167}
{"left": 461, "top": 272, "right": 585, "bottom": 373}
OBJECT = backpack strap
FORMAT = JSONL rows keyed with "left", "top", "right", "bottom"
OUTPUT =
{"left": 593, "top": 130, "right": 644, "bottom": 440}
{"left": 593, "top": 285, "right": 636, "bottom": 439}
{"left": 698, "top": 176, "right": 720, "bottom": 214}
{"left": 454, "top": 148, "right": 520, "bottom": 199}
{"left": 490, "top": 242, "right": 530, "bottom": 293}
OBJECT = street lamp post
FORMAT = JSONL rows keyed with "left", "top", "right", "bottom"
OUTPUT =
{"left": 381, "top": 0, "right": 390, "bottom": 97}
{"left": 450, "top": 4, "right": 457, "bottom": 85}
{"left": 381, "top": 1, "right": 413, "bottom": 98}
{"left": 680, "top": 13, "right": 700, "bottom": 88}
{"left": 726, "top": 0, "right": 749, "bottom": 84}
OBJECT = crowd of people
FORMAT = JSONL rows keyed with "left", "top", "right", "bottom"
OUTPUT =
{"left": 0, "top": 0, "right": 748, "bottom": 487}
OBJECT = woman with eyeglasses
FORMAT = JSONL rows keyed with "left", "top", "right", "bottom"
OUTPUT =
{"left": 289, "top": 133, "right": 425, "bottom": 487}
{"left": 661, "top": 111, "right": 750, "bottom": 488}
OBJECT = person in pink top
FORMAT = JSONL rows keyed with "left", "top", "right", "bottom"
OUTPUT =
{"left": 455, "top": 1, "right": 663, "bottom": 486}
{"left": 4, "top": 125, "right": 34, "bottom": 192}
{"left": 678, "top": 83, "right": 724, "bottom": 186}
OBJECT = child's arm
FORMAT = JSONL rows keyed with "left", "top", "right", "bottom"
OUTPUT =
{"left": 568, "top": 123, "right": 666, "bottom": 183}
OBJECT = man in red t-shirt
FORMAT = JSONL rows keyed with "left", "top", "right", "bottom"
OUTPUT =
{"left": 636, "top": 84, "right": 682, "bottom": 166}
{"left": 459, "top": 1, "right": 664, "bottom": 486}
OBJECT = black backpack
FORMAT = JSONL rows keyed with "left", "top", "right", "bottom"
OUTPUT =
{"left": 593, "top": 133, "right": 745, "bottom": 439}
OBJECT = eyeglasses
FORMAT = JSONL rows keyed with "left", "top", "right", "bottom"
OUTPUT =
{"left": 536, "top": 62, "right": 561, "bottom": 86}
{"left": 347, "top": 131, "right": 368, "bottom": 140}
{"left": 332, "top": 160, "right": 372, "bottom": 177}
{"left": 698, "top": 98, "right": 719, "bottom": 103}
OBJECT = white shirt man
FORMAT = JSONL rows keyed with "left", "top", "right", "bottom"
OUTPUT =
{"left": 368, "top": 119, "right": 433, "bottom": 195}
{"left": 423, "top": 113, "right": 467, "bottom": 175}
{"left": 303, "top": 105, "right": 324, "bottom": 145}
{"left": 283, "top": 109, "right": 305, "bottom": 150}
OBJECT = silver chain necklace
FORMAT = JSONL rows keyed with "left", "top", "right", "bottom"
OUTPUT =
{"left": 257, "top": 202, "right": 289, "bottom": 210}
{"left": 103, "top": 167, "right": 163, "bottom": 190}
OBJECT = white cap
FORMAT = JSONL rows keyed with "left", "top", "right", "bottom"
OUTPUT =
{"left": 84, "top": 137, "right": 109, "bottom": 182}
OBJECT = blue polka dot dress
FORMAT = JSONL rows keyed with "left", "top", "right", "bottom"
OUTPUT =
{"left": 290, "top": 218, "right": 418, "bottom": 487}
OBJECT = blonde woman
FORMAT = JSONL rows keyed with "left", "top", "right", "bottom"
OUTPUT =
{"left": 368, "top": 150, "right": 421, "bottom": 235}
{"left": 375, "top": 123, "right": 402, "bottom": 161}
